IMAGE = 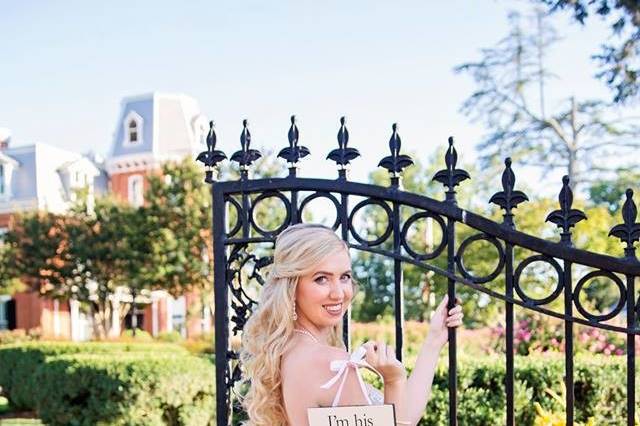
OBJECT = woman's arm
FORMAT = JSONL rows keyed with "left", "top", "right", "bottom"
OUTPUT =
{"left": 405, "top": 336, "right": 440, "bottom": 424}
{"left": 404, "top": 295, "right": 464, "bottom": 425}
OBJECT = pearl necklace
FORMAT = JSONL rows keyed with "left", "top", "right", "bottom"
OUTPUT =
{"left": 293, "top": 327, "right": 320, "bottom": 344}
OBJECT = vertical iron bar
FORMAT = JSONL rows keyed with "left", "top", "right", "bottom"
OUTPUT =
{"left": 447, "top": 215, "right": 458, "bottom": 426}
{"left": 341, "top": 191, "right": 350, "bottom": 350}
{"left": 241, "top": 169, "right": 249, "bottom": 239}
{"left": 289, "top": 167, "right": 299, "bottom": 225}
{"left": 391, "top": 179, "right": 404, "bottom": 361}
{"left": 505, "top": 243, "right": 514, "bottom": 426}
{"left": 213, "top": 185, "right": 229, "bottom": 426}
{"left": 564, "top": 261, "right": 574, "bottom": 426}
{"left": 627, "top": 274, "right": 636, "bottom": 426}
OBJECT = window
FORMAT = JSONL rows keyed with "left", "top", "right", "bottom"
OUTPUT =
{"left": 123, "top": 111, "right": 143, "bottom": 146}
{"left": 0, "top": 164, "right": 4, "bottom": 195}
{"left": 0, "top": 296, "right": 12, "bottom": 331}
{"left": 128, "top": 175, "right": 144, "bottom": 207}
{"left": 128, "top": 120, "right": 138, "bottom": 144}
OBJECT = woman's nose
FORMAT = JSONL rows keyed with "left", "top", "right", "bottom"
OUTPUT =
{"left": 329, "top": 280, "right": 344, "bottom": 299}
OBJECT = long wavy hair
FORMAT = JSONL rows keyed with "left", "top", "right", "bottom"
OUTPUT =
{"left": 239, "top": 223, "right": 353, "bottom": 426}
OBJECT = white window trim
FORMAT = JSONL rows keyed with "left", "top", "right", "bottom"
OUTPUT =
{"left": 123, "top": 110, "right": 144, "bottom": 147}
{"left": 0, "top": 154, "right": 18, "bottom": 200}
{"left": 127, "top": 174, "right": 144, "bottom": 207}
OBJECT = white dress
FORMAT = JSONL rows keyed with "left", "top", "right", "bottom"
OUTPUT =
{"left": 321, "top": 345, "right": 386, "bottom": 407}
{"left": 365, "top": 383, "right": 385, "bottom": 405}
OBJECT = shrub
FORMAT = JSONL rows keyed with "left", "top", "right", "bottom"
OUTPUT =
{"left": 32, "top": 353, "right": 214, "bottom": 426}
{"left": 419, "top": 354, "right": 638, "bottom": 425}
{"left": 0, "top": 328, "right": 41, "bottom": 345}
{"left": 0, "top": 342, "right": 187, "bottom": 409}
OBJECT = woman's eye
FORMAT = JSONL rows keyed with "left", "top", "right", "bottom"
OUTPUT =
{"left": 314, "top": 276, "right": 327, "bottom": 284}
{"left": 340, "top": 274, "right": 351, "bottom": 282}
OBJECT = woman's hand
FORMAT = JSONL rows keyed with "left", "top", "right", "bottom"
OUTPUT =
{"left": 426, "top": 295, "right": 464, "bottom": 349}
{"left": 362, "top": 341, "right": 407, "bottom": 385}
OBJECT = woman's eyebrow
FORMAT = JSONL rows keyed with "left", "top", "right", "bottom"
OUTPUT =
{"left": 313, "top": 270, "right": 352, "bottom": 276}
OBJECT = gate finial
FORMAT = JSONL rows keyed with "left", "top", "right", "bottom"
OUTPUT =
{"left": 195, "top": 121, "right": 227, "bottom": 183}
{"left": 545, "top": 175, "right": 586, "bottom": 245}
{"left": 432, "top": 137, "right": 470, "bottom": 202}
{"left": 327, "top": 116, "right": 360, "bottom": 179}
{"left": 489, "top": 158, "right": 529, "bottom": 229}
{"left": 230, "top": 119, "right": 262, "bottom": 178}
{"left": 609, "top": 189, "right": 640, "bottom": 259}
{"left": 278, "top": 115, "right": 310, "bottom": 175}
{"left": 378, "top": 123, "right": 414, "bottom": 182}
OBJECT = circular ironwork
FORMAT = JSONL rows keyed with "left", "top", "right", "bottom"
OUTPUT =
{"left": 400, "top": 212, "right": 447, "bottom": 260}
{"left": 573, "top": 270, "right": 627, "bottom": 322}
{"left": 249, "top": 191, "right": 292, "bottom": 237}
{"left": 348, "top": 198, "right": 393, "bottom": 247}
{"left": 224, "top": 196, "right": 243, "bottom": 237}
{"left": 299, "top": 191, "right": 341, "bottom": 231}
{"left": 514, "top": 255, "right": 564, "bottom": 305}
{"left": 455, "top": 233, "right": 505, "bottom": 284}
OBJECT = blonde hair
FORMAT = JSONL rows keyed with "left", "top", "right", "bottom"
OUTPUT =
{"left": 239, "top": 223, "right": 352, "bottom": 426}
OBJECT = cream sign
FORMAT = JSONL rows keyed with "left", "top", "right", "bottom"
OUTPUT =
{"left": 308, "top": 404, "right": 396, "bottom": 426}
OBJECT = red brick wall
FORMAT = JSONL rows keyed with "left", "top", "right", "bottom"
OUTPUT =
{"left": 109, "top": 171, "right": 149, "bottom": 203}
{"left": 14, "top": 291, "right": 71, "bottom": 338}
{"left": 0, "top": 212, "right": 12, "bottom": 228}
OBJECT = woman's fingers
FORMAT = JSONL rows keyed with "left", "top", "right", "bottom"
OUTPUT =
{"left": 364, "top": 342, "right": 378, "bottom": 366}
{"left": 377, "top": 341, "right": 387, "bottom": 365}
{"left": 448, "top": 305, "right": 463, "bottom": 315}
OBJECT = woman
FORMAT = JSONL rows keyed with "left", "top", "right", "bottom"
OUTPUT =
{"left": 240, "top": 223, "right": 464, "bottom": 426}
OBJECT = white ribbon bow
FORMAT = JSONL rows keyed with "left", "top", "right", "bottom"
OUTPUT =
{"left": 319, "top": 345, "right": 384, "bottom": 407}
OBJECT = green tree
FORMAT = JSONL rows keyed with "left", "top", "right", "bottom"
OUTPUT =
{"left": 588, "top": 170, "right": 640, "bottom": 213}
{"left": 2, "top": 212, "right": 72, "bottom": 299}
{"left": 66, "top": 197, "right": 154, "bottom": 338}
{"left": 144, "top": 158, "right": 213, "bottom": 323}
{"left": 455, "top": 9, "right": 640, "bottom": 192}
{"left": 538, "top": 0, "right": 640, "bottom": 103}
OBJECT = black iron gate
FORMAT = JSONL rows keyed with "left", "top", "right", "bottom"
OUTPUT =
{"left": 197, "top": 117, "right": 639, "bottom": 426}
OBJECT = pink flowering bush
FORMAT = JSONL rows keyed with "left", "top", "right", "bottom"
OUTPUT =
{"left": 490, "top": 310, "right": 635, "bottom": 356}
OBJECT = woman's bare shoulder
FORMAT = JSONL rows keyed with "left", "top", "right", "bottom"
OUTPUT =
{"left": 281, "top": 338, "right": 348, "bottom": 377}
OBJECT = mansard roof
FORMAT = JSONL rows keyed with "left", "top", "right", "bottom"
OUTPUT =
{"left": 106, "top": 93, "right": 208, "bottom": 174}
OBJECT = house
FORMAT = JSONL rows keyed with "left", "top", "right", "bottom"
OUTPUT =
{"left": 0, "top": 93, "right": 212, "bottom": 340}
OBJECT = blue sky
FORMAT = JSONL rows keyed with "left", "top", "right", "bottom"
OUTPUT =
{"left": 1, "top": 0, "right": 628, "bottom": 185}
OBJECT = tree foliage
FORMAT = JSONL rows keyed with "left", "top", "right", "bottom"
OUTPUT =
{"left": 455, "top": 10, "right": 640, "bottom": 191}
{"left": 538, "top": 0, "right": 640, "bottom": 103}
{"left": 351, "top": 144, "right": 628, "bottom": 327}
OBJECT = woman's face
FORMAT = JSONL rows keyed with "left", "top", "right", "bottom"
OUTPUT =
{"left": 295, "top": 247, "right": 353, "bottom": 330}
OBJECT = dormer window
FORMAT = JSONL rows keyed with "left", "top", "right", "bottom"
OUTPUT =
{"left": 123, "top": 111, "right": 144, "bottom": 147}
{"left": 128, "top": 120, "right": 138, "bottom": 143}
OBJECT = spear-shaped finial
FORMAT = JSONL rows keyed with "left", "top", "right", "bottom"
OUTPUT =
{"left": 195, "top": 120, "right": 227, "bottom": 183}
{"left": 278, "top": 115, "right": 310, "bottom": 175}
{"left": 378, "top": 123, "right": 413, "bottom": 182}
{"left": 489, "top": 158, "right": 529, "bottom": 228}
{"left": 230, "top": 119, "right": 262, "bottom": 178}
{"left": 327, "top": 116, "right": 360, "bottom": 178}
{"left": 545, "top": 175, "right": 586, "bottom": 245}
{"left": 609, "top": 188, "right": 640, "bottom": 259}
{"left": 432, "top": 136, "right": 470, "bottom": 202}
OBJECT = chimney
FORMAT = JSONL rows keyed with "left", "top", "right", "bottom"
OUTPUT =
{"left": 0, "top": 128, "right": 11, "bottom": 150}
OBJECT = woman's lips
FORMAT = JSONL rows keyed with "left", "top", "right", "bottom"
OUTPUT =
{"left": 323, "top": 303, "right": 343, "bottom": 316}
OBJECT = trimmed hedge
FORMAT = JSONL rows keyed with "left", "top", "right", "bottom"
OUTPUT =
{"left": 0, "top": 342, "right": 187, "bottom": 409}
{"left": 33, "top": 353, "right": 214, "bottom": 426}
{"left": 360, "top": 354, "right": 638, "bottom": 425}
{"left": 0, "top": 343, "right": 213, "bottom": 426}
{"left": 428, "top": 354, "right": 638, "bottom": 425}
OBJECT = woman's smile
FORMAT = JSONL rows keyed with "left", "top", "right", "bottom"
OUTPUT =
{"left": 323, "top": 303, "right": 343, "bottom": 316}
